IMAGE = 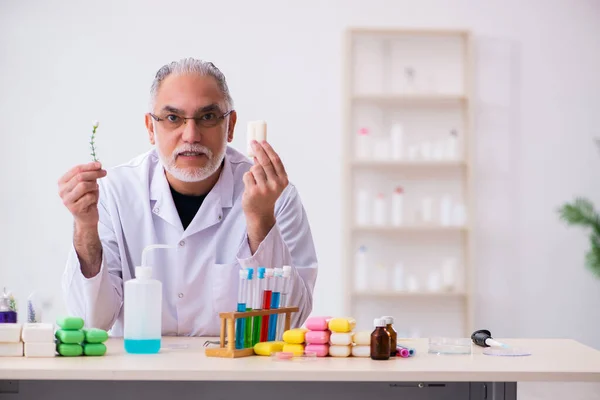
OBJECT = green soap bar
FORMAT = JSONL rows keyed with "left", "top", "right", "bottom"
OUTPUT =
{"left": 55, "top": 329, "right": 84, "bottom": 344}
{"left": 83, "top": 328, "right": 108, "bottom": 344}
{"left": 83, "top": 343, "right": 106, "bottom": 356}
{"left": 57, "top": 343, "right": 83, "bottom": 357}
{"left": 56, "top": 316, "right": 84, "bottom": 330}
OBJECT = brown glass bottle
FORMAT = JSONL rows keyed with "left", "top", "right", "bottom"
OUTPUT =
{"left": 370, "top": 318, "right": 391, "bottom": 360}
{"left": 382, "top": 316, "right": 397, "bottom": 356}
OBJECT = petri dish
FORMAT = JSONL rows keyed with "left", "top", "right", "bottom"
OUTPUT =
{"left": 428, "top": 337, "right": 472, "bottom": 355}
{"left": 483, "top": 347, "right": 531, "bottom": 357}
{"left": 271, "top": 351, "right": 318, "bottom": 361}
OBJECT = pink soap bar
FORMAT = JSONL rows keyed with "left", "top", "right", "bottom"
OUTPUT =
{"left": 305, "top": 316, "right": 331, "bottom": 331}
{"left": 305, "top": 343, "right": 329, "bottom": 357}
{"left": 305, "top": 330, "right": 331, "bottom": 344}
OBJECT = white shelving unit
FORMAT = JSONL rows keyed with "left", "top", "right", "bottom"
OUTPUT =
{"left": 342, "top": 28, "right": 474, "bottom": 338}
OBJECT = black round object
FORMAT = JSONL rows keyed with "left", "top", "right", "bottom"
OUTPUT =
{"left": 471, "top": 329, "right": 492, "bottom": 347}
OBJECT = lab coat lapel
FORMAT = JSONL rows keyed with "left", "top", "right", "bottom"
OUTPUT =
{"left": 182, "top": 155, "right": 234, "bottom": 239}
{"left": 149, "top": 159, "right": 184, "bottom": 232}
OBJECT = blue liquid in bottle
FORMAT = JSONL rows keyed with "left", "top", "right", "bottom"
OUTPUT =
{"left": 124, "top": 338, "right": 161, "bottom": 354}
{"left": 235, "top": 302, "right": 246, "bottom": 349}
{"left": 268, "top": 292, "right": 281, "bottom": 341}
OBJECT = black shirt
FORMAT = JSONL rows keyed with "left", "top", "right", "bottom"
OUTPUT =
{"left": 169, "top": 186, "right": 207, "bottom": 230}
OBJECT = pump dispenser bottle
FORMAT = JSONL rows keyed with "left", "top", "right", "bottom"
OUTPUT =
{"left": 124, "top": 244, "right": 175, "bottom": 354}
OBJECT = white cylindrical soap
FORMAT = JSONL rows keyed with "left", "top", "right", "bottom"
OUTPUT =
{"left": 247, "top": 120, "right": 267, "bottom": 158}
{"left": 351, "top": 345, "right": 370, "bottom": 357}
{"left": 329, "top": 345, "right": 352, "bottom": 357}
{"left": 330, "top": 332, "right": 353, "bottom": 346}
{"left": 352, "top": 331, "right": 371, "bottom": 346}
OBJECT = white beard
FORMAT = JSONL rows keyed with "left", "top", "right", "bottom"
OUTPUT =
{"left": 155, "top": 133, "right": 227, "bottom": 183}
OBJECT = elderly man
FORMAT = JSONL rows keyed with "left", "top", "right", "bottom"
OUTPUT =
{"left": 58, "top": 58, "right": 318, "bottom": 336}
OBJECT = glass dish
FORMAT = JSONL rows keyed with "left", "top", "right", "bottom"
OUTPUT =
{"left": 428, "top": 337, "right": 472, "bottom": 355}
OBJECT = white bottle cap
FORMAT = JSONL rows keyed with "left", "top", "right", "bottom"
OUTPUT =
{"left": 282, "top": 265, "right": 292, "bottom": 277}
{"left": 381, "top": 316, "right": 394, "bottom": 324}
{"left": 374, "top": 318, "right": 386, "bottom": 327}
{"left": 266, "top": 268, "right": 274, "bottom": 277}
{"left": 135, "top": 266, "right": 152, "bottom": 279}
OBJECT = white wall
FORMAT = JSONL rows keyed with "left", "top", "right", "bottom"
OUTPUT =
{"left": 1, "top": 0, "right": 600, "bottom": 352}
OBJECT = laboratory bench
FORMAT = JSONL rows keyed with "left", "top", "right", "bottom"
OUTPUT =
{"left": 1, "top": 337, "right": 599, "bottom": 400}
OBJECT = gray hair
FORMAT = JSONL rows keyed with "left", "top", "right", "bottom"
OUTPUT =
{"left": 149, "top": 58, "right": 234, "bottom": 111}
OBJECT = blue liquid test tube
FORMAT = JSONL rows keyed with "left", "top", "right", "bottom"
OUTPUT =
{"left": 235, "top": 269, "right": 248, "bottom": 350}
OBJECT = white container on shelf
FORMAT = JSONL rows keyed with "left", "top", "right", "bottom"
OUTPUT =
{"left": 355, "top": 128, "right": 372, "bottom": 160}
{"left": 452, "top": 204, "right": 467, "bottom": 226}
{"left": 407, "top": 275, "right": 419, "bottom": 292}
{"left": 441, "top": 258, "right": 457, "bottom": 291}
{"left": 408, "top": 145, "right": 419, "bottom": 160}
{"left": 390, "top": 123, "right": 404, "bottom": 160}
{"left": 440, "top": 195, "right": 452, "bottom": 226}
{"left": 354, "top": 246, "right": 369, "bottom": 292}
{"left": 420, "top": 141, "right": 432, "bottom": 160}
{"left": 432, "top": 141, "right": 445, "bottom": 160}
{"left": 427, "top": 271, "right": 442, "bottom": 292}
{"left": 356, "top": 189, "right": 371, "bottom": 226}
{"left": 371, "top": 263, "right": 388, "bottom": 292}
{"left": 446, "top": 129, "right": 459, "bottom": 160}
{"left": 421, "top": 196, "right": 434, "bottom": 224}
{"left": 391, "top": 187, "right": 404, "bottom": 226}
{"left": 373, "top": 193, "right": 386, "bottom": 226}
{"left": 392, "top": 262, "right": 404, "bottom": 292}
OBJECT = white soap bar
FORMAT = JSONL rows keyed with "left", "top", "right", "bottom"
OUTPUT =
{"left": 329, "top": 344, "right": 352, "bottom": 357}
{"left": 0, "top": 342, "right": 23, "bottom": 357}
{"left": 25, "top": 342, "right": 55, "bottom": 358}
{"left": 0, "top": 323, "right": 22, "bottom": 343}
{"left": 330, "top": 332, "right": 353, "bottom": 346}
{"left": 352, "top": 331, "right": 371, "bottom": 346}
{"left": 22, "top": 323, "right": 54, "bottom": 343}
{"left": 247, "top": 120, "right": 267, "bottom": 157}
{"left": 351, "top": 345, "right": 370, "bottom": 357}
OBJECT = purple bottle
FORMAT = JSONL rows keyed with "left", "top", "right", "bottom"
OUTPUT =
{"left": 0, "top": 288, "right": 17, "bottom": 323}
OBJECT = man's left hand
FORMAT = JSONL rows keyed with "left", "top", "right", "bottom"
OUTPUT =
{"left": 242, "top": 140, "right": 289, "bottom": 253}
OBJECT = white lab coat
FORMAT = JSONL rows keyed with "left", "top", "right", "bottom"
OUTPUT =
{"left": 61, "top": 146, "right": 318, "bottom": 336}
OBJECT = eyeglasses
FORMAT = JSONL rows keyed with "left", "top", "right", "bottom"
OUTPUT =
{"left": 149, "top": 109, "right": 234, "bottom": 132}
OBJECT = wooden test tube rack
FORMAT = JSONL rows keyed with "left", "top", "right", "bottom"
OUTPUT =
{"left": 205, "top": 306, "right": 299, "bottom": 358}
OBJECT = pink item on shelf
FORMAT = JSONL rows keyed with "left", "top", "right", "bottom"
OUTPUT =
{"left": 397, "top": 348, "right": 409, "bottom": 358}
{"left": 305, "top": 330, "right": 331, "bottom": 344}
{"left": 305, "top": 343, "right": 329, "bottom": 357}
{"left": 305, "top": 316, "right": 331, "bottom": 331}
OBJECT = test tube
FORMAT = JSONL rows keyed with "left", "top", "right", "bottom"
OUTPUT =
{"left": 260, "top": 268, "right": 274, "bottom": 342}
{"left": 268, "top": 269, "right": 282, "bottom": 341}
{"left": 244, "top": 268, "right": 254, "bottom": 348}
{"left": 276, "top": 265, "right": 292, "bottom": 340}
{"left": 252, "top": 267, "right": 265, "bottom": 346}
{"left": 235, "top": 269, "right": 248, "bottom": 349}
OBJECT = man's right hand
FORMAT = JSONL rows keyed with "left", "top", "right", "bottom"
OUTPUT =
{"left": 58, "top": 162, "right": 107, "bottom": 228}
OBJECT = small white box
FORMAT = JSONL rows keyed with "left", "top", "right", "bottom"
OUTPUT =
{"left": 25, "top": 342, "right": 55, "bottom": 358}
{"left": 0, "top": 323, "right": 22, "bottom": 343}
{"left": 0, "top": 342, "right": 23, "bottom": 357}
{"left": 22, "top": 323, "right": 54, "bottom": 343}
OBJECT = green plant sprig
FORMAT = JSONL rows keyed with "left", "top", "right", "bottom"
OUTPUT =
{"left": 90, "top": 120, "right": 99, "bottom": 162}
{"left": 558, "top": 197, "right": 600, "bottom": 278}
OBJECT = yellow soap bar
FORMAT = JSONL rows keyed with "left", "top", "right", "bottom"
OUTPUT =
{"left": 254, "top": 341, "right": 285, "bottom": 356}
{"left": 328, "top": 318, "right": 356, "bottom": 333}
{"left": 282, "top": 328, "right": 308, "bottom": 344}
{"left": 282, "top": 343, "right": 305, "bottom": 356}
{"left": 353, "top": 331, "right": 371, "bottom": 346}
